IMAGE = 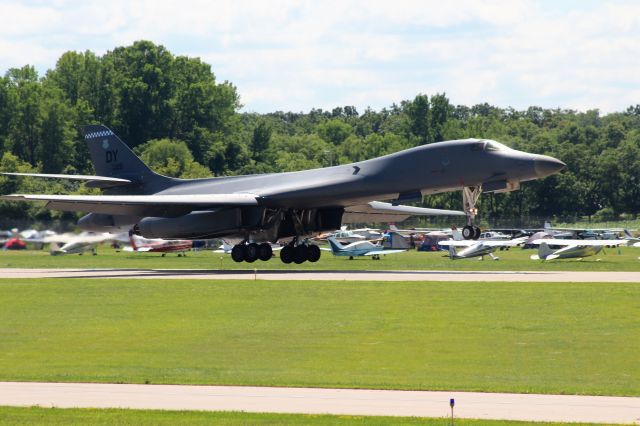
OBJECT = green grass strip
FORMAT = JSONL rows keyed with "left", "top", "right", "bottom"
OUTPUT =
{"left": 0, "top": 406, "right": 625, "bottom": 425}
{"left": 1, "top": 246, "right": 640, "bottom": 270}
{"left": 0, "top": 279, "right": 638, "bottom": 396}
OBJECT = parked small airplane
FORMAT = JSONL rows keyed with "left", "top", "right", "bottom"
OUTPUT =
{"left": 543, "top": 222, "right": 634, "bottom": 239}
{"left": 46, "top": 232, "right": 115, "bottom": 255}
{"left": 125, "top": 231, "right": 192, "bottom": 256}
{"left": 439, "top": 237, "right": 526, "bottom": 260}
{"left": 530, "top": 238, "right": 628, "bottom": 260}
{"left": 324, "top": 237, "right": 406, "bottom": 260}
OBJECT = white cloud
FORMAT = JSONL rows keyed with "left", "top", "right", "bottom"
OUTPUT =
{"left": 0, "top": 0, "right": 639, "bottom": 112}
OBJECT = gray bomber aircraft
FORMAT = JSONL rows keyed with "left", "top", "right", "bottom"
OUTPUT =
{"left": 1, "top": 125, "right": 565, "bottom": 264}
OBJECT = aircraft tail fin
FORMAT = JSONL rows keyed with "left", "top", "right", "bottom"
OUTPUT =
{"left": 537, "top": 242, "right": 555, "bottom": 260}
{"left": 448, "top": 243, "right": 457, "bottom": 259}
{"left": 82, "top": 125, "right": 172, "bottom": 190}
{"left": 624, "top": 229, "right": 634, "bottom": 239}
{"left": 128, "top": 229, "right": 138, "bottom": 251}
{"left": 221, "top": 240, "right": 233, "bottom": 253}
{"left": 327, "top": 237, "right": 344, "bottom": 254}
{"left": 49, "top": 242, "right": 62, "bottom": 255}
{"left": 451, "top": 228, "right": 463, "bottom": 241}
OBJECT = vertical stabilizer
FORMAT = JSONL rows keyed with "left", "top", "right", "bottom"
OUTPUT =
{"left": 327, "top": 238, "right": 345, "bottom": 254}
{"left": 128, "top": 230, "right": 138, "bottom": 251}
{"left": 537, "top": 242, "right": 555, "bottom": 260}
{"left": 83, "top": 125, "right": 153, "bottom": 179}
{"left": 448, "top": 244, "right": 457, "bottom": 259}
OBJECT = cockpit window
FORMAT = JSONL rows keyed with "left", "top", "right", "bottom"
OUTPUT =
{"left": 485, "top": 140, "right": 508, "bottom": 151}
{"left": 470, "top": 142, "right": 485, "bottom": 151}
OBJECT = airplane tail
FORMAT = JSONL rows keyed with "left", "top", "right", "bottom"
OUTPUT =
{"left": 82, "top": 125, "right": 172, "bottom": 192}
{"left": 128, "top": 230, "right": 138, "bottom": 251}
{"left": 537, "top": 242, "right": 555, "bottom": 260}
{"left": 327, "top": 237, "right": 345, "bottom": 254}
{"left": 222, "top": 240, "right": 233, "bottom": 253}
{"left": 49, "top": 242, "right": 62, "bottom": 255}
{"left": 448, "top": 244, "right": 457, "bottom": 259}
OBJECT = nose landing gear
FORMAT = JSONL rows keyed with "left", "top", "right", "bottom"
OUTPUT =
{"left": 463, "top": 186, "right": 482, "bottom": 240}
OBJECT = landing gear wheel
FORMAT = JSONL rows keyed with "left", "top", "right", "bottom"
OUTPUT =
{"left": 231, "top": 245, "right": 245, "bottom": 263}
{"left": 307, "top": 245, "right": 321, "bottom": 262}
{"left": 280, "top": 245, "right": 293, "bottom": 264}
{"left": 245, "top": 243, "right": 259, "bottom": 263}
{"left": 473, "top": 226, "right": 481, "bottom": 240}
{"left": 258, "top": 243, "right": 273, "bottom": 261}
{"left": 293, "top": 245, "right": 308, "bottom": 264}
{"left": 462, "top": 225, "right": 475, "bottom": 240}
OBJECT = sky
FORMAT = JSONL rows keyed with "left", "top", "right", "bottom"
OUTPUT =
{"left": 0, "top": 0, "right": 639, "bottom": 114}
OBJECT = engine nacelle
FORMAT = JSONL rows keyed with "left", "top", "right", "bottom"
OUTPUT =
{"left": 78, "top": 213, "right": 139, "bottom": 232}
{"left": 136, "top": 208, "right": 243, "bottom": 239}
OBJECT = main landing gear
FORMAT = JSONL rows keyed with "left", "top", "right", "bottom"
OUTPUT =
{"left": 280, "top": 241, "right": 321, "bottom": 264}
{"left": 231, "top": 242, "right": 274, "bottom": 263}
{"left": 462, "top": 186, "right": 482, "bottom": 240}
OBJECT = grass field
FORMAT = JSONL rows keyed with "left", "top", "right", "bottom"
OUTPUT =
{"left": 1, "top": 245, "right": 640, "bottom": 271}
{"left": 1, "top": 278, "right": 638, "bottom": 396}
{"left": 0, "top": 407, "right": 623, "bottom": 426}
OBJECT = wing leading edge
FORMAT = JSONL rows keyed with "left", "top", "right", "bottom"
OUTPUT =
{"left": 343, "top": 201, "right": 465, "bottom": 223}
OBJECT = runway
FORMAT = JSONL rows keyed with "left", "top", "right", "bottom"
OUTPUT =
{"left": 2, "top": 382, "right": 639, "bottom": 423}
{"left": 0, "top": 267, "right": 639, "bottom": 282}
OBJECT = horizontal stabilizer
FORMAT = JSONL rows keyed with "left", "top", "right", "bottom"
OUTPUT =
{"left": 0, "top": 193, "right": 259, "bottom": 217}
{"left": 2, "top": 172, "right": 132, "bottom": 187}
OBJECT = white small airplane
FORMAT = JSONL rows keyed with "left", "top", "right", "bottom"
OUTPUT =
{"left": 324, "top": 237, "right": 406, "bottom": 260}
{"left": 439, "top": 237, "right": 526, "bottom": 260}
{"left": 531, "top": 238, "right": 629, "bottom": 260}
{"left": 45, "top": 232, "right": 116, "bottom": 255}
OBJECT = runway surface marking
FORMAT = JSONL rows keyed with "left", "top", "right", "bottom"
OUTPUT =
{"left": 1, "top": 382, "right": 639, "bottom": 423}
{"left": 0, "top": 268, "right": 639, "bottom": 282}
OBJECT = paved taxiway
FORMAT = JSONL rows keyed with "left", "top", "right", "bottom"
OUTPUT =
{"left": 2, "top": 382, "right": 639, "bottom": 423}
{"left": 1, "top": 267, "right": 639, "bottom": 281}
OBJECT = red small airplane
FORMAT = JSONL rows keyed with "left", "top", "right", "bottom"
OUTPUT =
{"left": 126, "top": 231, "right": 192, "bottom": 256}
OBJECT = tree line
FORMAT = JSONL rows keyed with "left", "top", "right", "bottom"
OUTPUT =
{"left": 1, "top": 40, "right": 639, "bottom": 226}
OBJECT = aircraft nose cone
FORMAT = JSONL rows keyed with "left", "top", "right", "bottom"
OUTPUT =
{"left": 534, "top": 155, "right": 565, "bottom": 177}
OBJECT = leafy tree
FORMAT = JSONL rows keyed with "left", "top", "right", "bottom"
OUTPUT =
{"left": 135, "top": 138, "right": 210, "bottom": 178}
{"left": 317, "top": 119, "right": 353, "bottom": 145}
{"left": 250, "top": 121, "right": 272, "bottom": 162}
